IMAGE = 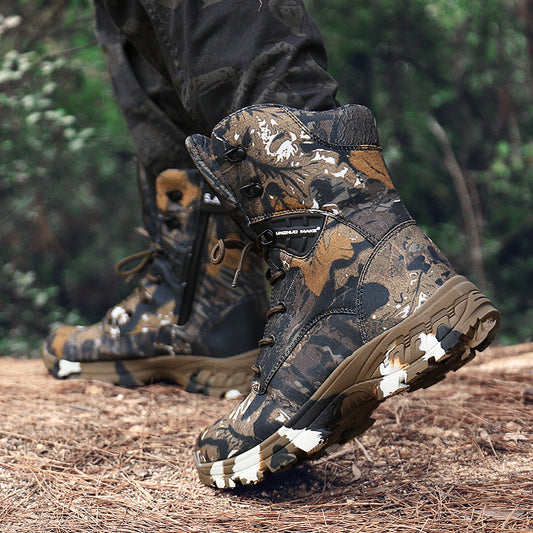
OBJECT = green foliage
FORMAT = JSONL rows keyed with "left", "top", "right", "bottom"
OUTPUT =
{"left": 309, "top": 0, "right": 533, "bottom": 343}
{"left": 0, "top": 3, "right": 139, "bottom": 356}
{"left": 1, "top": 0, "right": 531, "bottom": 355}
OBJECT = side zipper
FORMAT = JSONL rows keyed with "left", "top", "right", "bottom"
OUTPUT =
{"left": 177, "top": 210, "right": 210, "bottom": 325}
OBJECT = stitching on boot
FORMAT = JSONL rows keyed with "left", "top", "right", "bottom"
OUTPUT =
{"left": 356, "top": 219, "right": 417, "bottom": 344}
{"left": 285, "top": 109, "right": 381, "bottom": 151}
{"left": 251, "top": 210, "right": 383, "bottom": 247}
{"left": 259, "top": 307, "right": 361, "bottom": 394}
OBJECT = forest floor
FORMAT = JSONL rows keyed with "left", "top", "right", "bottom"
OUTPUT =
{"left": 0, "top": 343, "right": 532, "bottom": 532}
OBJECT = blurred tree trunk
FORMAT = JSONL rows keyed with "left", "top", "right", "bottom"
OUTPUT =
{"left": 428, "top": 116, "right": 487, "bottom": 289}
{"left": 524, "top": 0, "right": 533, "bottom": 74}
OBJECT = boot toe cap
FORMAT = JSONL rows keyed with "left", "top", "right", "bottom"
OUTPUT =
{"left": 43, "top": 325, "right": 79, "bottom": 359}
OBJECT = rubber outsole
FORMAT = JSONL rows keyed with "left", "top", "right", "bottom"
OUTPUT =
{"left": 195, "top": 275, "right": 501, "bottom": 487}
{"left": 41, "top": 347, "right": 258, "bottom": 398}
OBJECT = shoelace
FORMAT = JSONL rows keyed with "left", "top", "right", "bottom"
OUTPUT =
{"left": 257, "top": 269, "right": 286, "bottom": 348}
{"left": 108, "top": 242, "right": 165, "bottom": 315}
{"left": 210, "top": 238, "right": 256, "bottom": 287}
{"left": 108, "top": 192, "right": 183, "bottom": 322}
{"left": 115, "top": 242, "right": 164, "bottom": 284}
{"left": 210, "top": 237, "right": 287, "bottom": 357}
{"left": 114, "top": 206, "right": 182, "bottom": 285}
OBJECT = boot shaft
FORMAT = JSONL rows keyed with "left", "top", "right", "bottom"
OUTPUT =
{"left": 121, "top": 167, "right": 268, "bottom": 356}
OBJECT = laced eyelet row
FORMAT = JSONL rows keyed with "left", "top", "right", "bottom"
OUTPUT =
{"left": 208, "top": 231, "right": 287, "bottom": 351}
{"left": 257, "top": 265, "right": 288, "bottom": 348}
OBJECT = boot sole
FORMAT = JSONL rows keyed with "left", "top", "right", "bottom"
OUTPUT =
{"left": 195, "top": 275, "right": 501, "bottom": 487}
{"left": 41, "top": 347, "right": 258, "bottom": 398}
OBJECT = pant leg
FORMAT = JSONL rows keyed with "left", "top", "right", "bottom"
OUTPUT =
{"left": 95, "top": 1, "right": 197, "bottom": 236}
{"left": 98, "top": 0, "right": 339, "bottom": 134}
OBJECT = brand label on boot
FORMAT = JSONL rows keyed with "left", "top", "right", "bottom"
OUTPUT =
{"left": 255, "top": 213, "right": 325, "bottom": 256}
{"left": 200, "top": 183, "right": 227, "bottom": 213}
{"left": 203, "top": 192, "right": 221, "bottom": 206}
{"left": 275, "top": 226, "right": 322, "bottom": 237}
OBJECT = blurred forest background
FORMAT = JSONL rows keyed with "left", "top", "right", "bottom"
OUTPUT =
{"left": 1, "top": 0, "right": 532, "bottom": 356}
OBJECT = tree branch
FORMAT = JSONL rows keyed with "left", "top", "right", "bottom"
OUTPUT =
{"left": 427, "top": 116, "right": 486, "bottom": 287}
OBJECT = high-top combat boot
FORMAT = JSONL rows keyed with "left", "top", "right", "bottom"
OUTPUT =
{"left": 42, "top": 168, "right": 268, "bottom": 397}
{"left": 186, "top": 103, "right": 501, "bottom": 486}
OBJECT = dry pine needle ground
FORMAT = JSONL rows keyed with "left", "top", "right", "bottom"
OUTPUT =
{"left": 0, "top": 343, "right": 532, "bottom": 532}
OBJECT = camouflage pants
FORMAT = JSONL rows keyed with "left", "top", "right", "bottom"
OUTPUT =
{"left": 94, "top": 0, "right": 339, "bottom": 189}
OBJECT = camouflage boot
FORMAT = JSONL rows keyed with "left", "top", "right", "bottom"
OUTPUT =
{"left": 42, "top": 168, "right": 268, "bottom": 397}
{"left": 185, "top": 103, "right": 501, "bottom": 486}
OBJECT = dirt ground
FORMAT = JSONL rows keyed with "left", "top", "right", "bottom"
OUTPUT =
{"left": 0, "top": 343, "right": 532, "bottom": 533}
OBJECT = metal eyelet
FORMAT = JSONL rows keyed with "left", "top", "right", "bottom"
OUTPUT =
{"left": 258, "top": 335, "right": 275, "bottom": 347}
{"left": 240, "top": 181, "right": 263, "bottom": 198}
{"left": 166, "top": 189, "right": 183, "bottom": 202}
{"left": 167, "top": 219, "right": 181, "bottom": 230}
{"left": 224, "top": 146, "right": 247, "bottom": 162}
{"left": 257, "top": 229, "right": 275, "bottom": 246}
